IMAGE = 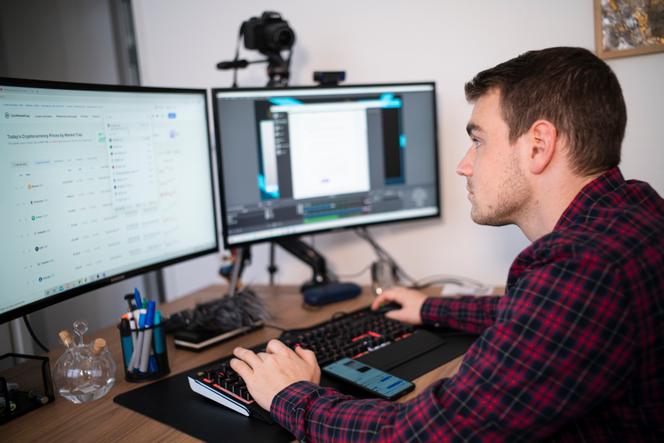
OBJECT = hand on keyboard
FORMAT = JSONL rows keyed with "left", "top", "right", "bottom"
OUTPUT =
{"left": 189, "top": 305, "right": 420, "bottom": 419}
{"left": 371, "top": 286, "right": 427, "bottom": 325}
{"left": 230, "top": 339, "right": 321, "bottom": 411}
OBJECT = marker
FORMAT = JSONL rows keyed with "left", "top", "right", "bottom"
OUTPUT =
{"left": 148, "top": 355, "right": 158, "bottom": 373}
{"left": 153, "top": 310, "right": 165, "bottom": 355}
{"left": 139, "top": 301, "right": 156, "bottom": 373}
{"left": 127, "top": 312, "right": 138, "bottom": 348}
{"left": 124, "top": 293, "right": 136, "bottom": 312}
{"left": 130, "top": 311, "right": 146, "bottom": 371}
{"left": 133, "top": 288, "right": 142, "bottom": 313}
{"left": 119, "top": 318, "right": 133, "bottom": 369}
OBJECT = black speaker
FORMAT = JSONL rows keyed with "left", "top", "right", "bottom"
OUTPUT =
{"left": 302, "top": 282, "right": 362, "bottom": 306}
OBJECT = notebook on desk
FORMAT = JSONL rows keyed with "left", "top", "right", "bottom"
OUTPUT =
{"left": 173, "top": 320, "right": 264, "bottom": 350}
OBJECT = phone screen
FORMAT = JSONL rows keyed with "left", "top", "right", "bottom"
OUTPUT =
{"left": 323, "top": 357, "right": 414, "bottom": 400}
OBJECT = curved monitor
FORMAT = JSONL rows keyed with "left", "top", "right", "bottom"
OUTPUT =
{"left": 213, "top": 82, "right": 440, "bottom": 247}
{"left": 0, "top": 78, "right": 218, "bottom": 323}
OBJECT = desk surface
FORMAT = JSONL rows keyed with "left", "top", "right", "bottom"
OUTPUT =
{"left": 4, "top": 285, "right": 464, "bottom": 442}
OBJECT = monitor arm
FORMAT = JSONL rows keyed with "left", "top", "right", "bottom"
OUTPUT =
{"left": 275, "top": 237, "right": 330, "bottom": 291}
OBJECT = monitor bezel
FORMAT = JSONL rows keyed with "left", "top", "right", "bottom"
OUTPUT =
{"left": 0, "top": 77, "right": 220, "bottom": 324}
{"left": 212, "top": 81, "right": 441, "bottom": 249}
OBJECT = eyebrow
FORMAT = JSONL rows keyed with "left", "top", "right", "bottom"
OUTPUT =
{"left": 466, "top": 122, "right": 481, "bottom": 136}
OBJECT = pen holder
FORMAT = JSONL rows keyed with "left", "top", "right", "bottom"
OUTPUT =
{"left": 117, "top": 323, "right": 170, "bottom": 382}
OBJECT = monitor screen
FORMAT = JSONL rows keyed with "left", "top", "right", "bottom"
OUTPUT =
{"left": 213, "top": 82, "right": 440, "bottom": 247}
{"left": 0, "top": 79, "right": 218, "bottom": 323}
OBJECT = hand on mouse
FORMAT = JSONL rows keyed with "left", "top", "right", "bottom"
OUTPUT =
{"left": 371, "top": 286, "right": 427, "bottom": 325}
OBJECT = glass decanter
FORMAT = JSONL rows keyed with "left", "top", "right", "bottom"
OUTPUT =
{"left": 53, "top": 320, "right": 117, "bottom": 404}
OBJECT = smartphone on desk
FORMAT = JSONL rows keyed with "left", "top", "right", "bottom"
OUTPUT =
{"left": 323, "top": 357, "right": 415, "bottom": 401}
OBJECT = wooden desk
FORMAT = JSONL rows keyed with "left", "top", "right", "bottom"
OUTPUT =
{"left": 4, "top": 285, "right": 464, "bottom": 442}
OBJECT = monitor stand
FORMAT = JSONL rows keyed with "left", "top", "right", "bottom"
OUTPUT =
{"left": 275, "top": 238, "right": 330, "bottom": 292}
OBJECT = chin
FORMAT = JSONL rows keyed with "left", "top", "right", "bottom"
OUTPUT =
{"left": 471, "top": 208, "right": 510, "bottom": 227}
{"left": 470, "top": 208, "right": 486, "bottom": 225}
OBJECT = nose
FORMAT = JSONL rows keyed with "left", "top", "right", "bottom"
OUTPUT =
{"left": 456, "top": 147, "right": 474, "bottom": 177}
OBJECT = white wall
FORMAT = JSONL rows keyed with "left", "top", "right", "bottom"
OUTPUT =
{"left": 132, "top": 0, "right": 664, "bottom": 300}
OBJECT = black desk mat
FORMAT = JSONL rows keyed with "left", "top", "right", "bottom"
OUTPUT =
{"left": 113, "top": 332, "right": 477, "bottom": 442}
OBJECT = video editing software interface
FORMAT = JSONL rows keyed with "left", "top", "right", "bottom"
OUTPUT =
{"left": 214, "top": 83, "right": 439, "bottom": 245}
{"left": 0, "top": 81, "right": 218, "bottom": 320}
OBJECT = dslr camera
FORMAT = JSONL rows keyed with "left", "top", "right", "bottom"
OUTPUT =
{"left": 243, "top": 11, "right": 296, "bottom": 54}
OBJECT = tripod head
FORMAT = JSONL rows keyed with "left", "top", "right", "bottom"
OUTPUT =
{"left": 217, "top": 11, "right": 295, "bottom": 87}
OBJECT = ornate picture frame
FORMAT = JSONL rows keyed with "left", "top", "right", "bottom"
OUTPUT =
{"left": 594, "top": 0, "right": 664, "bottom": 59}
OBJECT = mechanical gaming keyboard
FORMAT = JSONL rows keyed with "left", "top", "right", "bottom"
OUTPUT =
{"left": 188, "top": 305, "right": 453, "bottom": 422}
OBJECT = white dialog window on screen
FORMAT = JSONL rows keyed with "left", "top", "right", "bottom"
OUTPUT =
{"left": 284, "top": 104, "right": 370, "bottom": 200}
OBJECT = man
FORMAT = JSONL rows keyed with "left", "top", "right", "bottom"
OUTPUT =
{"left": 230, "top": 47, "right": 664, "bottom": 441}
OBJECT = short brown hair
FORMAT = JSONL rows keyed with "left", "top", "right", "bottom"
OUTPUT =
{"left": 465, "top": 47, "right": 626, "bottom": 176}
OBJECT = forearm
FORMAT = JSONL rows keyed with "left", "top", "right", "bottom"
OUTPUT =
{"left": 420, "top": 295, "right": 501, "bottom": 333}
{"left": 271, "top": 381, "right": 403, "bottom": 442}
{"left": 270, "top": 258, "right": 635, "bottom": 442}
{"left": 272, "top": 298, "right": 633, "bottom": 442}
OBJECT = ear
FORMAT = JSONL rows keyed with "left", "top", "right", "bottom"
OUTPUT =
{"left": 527, "top": 120, "right": 557, "bottom": 175}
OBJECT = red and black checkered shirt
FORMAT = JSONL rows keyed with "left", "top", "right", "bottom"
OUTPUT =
{"left": 271, "top": 168, "right": 664, "bottom": 442}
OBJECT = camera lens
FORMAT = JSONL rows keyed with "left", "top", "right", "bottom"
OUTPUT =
{"left": 265, "top": 23, "right": 295, "bottom": 51}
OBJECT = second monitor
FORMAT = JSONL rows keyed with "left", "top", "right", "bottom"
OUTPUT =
{"left": 213, "top": 82, "right": 440, "bottom": 248}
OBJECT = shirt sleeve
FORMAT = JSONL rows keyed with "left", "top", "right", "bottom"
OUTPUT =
{"left": 420, "top": 295, "right": 501, "bottom": 334}
{"left": 270, "top": 254, "right": 636, "bottom": 442}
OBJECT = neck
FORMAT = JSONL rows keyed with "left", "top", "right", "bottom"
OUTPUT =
{"left": 518, "top": 172, "right": 602, "bottom": 242}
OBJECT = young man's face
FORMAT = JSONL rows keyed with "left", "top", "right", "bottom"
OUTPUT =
{"left": 456, "top": 89, "right": 530, "bottom": 226}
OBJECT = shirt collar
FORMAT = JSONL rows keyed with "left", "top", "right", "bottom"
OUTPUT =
{"left": 553, "top": 167, "right": 625, "bottom": 231}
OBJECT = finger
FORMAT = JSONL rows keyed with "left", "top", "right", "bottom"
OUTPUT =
{"left": 295, "top": 345, "right": 318, "bottom": 367}
{"left": 385, "top": 310, "right": 405, "bottom": 321}
{"left": 256, "top": 352, "right": 270, "bottom": 361}
{"left": 229, "top": 358, "right": 253, "bottom": 380}
{"left": 266, "top": 339, "right": 291, "bottom": 355}
{"left": 371, "top": 292, "right": 394, "bottom": 310}
{"left": 233, "top": 347, "right": 262, "bottom": 368}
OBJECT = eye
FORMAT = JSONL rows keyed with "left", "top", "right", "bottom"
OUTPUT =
{"left": 471, "top": 137, "right": 482, "bottom": 148}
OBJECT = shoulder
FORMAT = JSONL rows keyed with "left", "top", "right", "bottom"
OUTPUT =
{"left": 508, "top": 180, "right": 663, "bottom": 313}
{"left": 539, "top": 178, "right": 663, "bottom": 269}
{"left": 502, "top": 243, "right": 632, "bottom": 334}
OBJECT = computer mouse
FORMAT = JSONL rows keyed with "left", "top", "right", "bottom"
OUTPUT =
{"left": 375, "top": 301, "right": 402, "bottom": 314}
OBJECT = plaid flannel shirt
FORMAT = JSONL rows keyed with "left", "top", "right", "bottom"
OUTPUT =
{"left": 271, "top": 168, "right": 664, "bottom": 442}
